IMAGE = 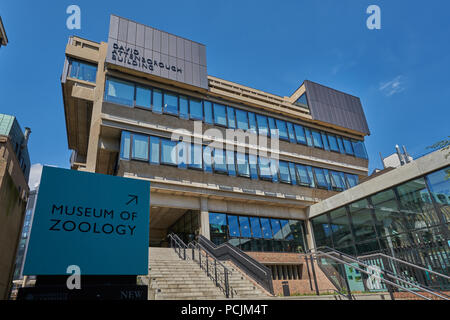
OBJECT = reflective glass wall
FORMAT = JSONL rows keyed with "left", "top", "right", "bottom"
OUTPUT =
{"left": 209, "top": 213, "right": 308, "bottom": 253}
{"left": 311, "top": 166, "right": 450, "bottom": 272}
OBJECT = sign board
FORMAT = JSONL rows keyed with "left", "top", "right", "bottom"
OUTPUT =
{"left": 106, "top": 14, "right": 208, "bottom": 89}
{"left": 23, "top": 166, "right": 150, "bottom": 275}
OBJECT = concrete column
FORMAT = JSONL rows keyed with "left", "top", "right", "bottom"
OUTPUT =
{"left": 199, "top": 197, "right": 210, "bottom": 239}
{"left": 305, "top": 219, "right": 316, "bottom": 252}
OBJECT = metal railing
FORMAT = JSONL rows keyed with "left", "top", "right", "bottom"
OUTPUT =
{"left": 167, "top": 233, "right": 235, "bottom": 298}
{"left": 301, "top": 246, "right": 450, "bottom": 300}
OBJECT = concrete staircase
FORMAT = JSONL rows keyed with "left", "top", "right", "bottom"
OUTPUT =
{"left": 147, "top": 247, "right": 271, "bottom": 300}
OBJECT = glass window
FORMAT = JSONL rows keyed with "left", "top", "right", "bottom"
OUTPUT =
{"left": 177, "top": 141, "right": 188, "bottom": 169}
{"left": 189, "top": 98, "right": 203, "bottom": 120}
{"left": 337, "top": 137, "right": 345, "bottom": 153}
{"left": 189, "top": 144, "right": 202, "bottom": 169}
{"left": 329, "top": 207, "right": 353, "bottom": 249}
{"left": 346, "top": 174, "right": 358, "bottom": 188}
{"left": 105, "top": 78, "right": 134, "bottom": 106}
{"left": 213, "top": 103, "right": 227, "bottom": 126}
{"left": 349, "top": 199, "right": 377, "bottom": 242}
{"left": 213, "top": 148, "right": 227, "bottom": 173}
{"left": 343, "top": 138, "right": 354, "bottom": 156}
{"left": 250, "top": 217, "right": 262, "bottom": 238}
{"left": 248, "top": 112, "right": 257, "bottom": 134}
{"left": 270, "top": 159, "right": 279, "bottom": 183}
{"left": 295, "top": 93, "right": 308, "bottom": 107}
{"left": 120, "top": 131, "right": 131, "bottom": 160}
{"left": 311, "top": 214, "right": 333, "bottom": 247}
{"left": 179, "top": 96, "right": 189, "bottom": 119}
{"left": 330, "top": 170, "right": 346, "bottom": 190}
{"left": 275, "top": 119, "right": 289, "bottom": 141}
{"left": 228, "top": 215, "right": 240, "bottom": 238}
{"left": 132, "top": 134, "right": 148, "bottom": 161}
{"left": 203, "top": 146, "right": 213, "bottom": 172}
{"left": 314, "top": 168, "right": 328, "bottom": 189}
{"left": 235, "top": 109, "right": 249, "bottom": 130}
{"left": 249, "top": 154, "right": 258, "bottom": 180}
{"left": 163, "top": 92, "right": 178, "bottom": 115}
{"left": 426, "top": 167, "right": 450, "bottom": 223}
{"left": 152, "top": 89, "right": 163, "bottom": 113}
{"left": 304, "top": 128, "right": 313, "bottom": 146}
{"left": 294, "top": 124, "right": 307, "bottom": 145}
{"left": 306, "top": 166, "right": 316, "bottom": 188}
{"left": 311, "top": 130, "right": 323, "bottom": 148}
{"left": 209, "top": 213, "right": 228, "bottom": 246}
{"left": 371, "top": 189, "right": 408, "bottom": 237}
{"left": 327, "top": 134, "right": 339, "bottom": 152}
{"left": 270, "top": 219, "right": 283, "bottom": 240}
{"left": 135, "top": 86, "right": 151, "bottom": 108}
{"left": 352, "top": 140, "right": 368, "bottom": 159}
{"left": 226, "top": 150, "right": 236, "bottom": 176}
{"left": 279, "top": 161, "right": 291, "bottom": 184}
{"left": 268, "top": 117, "right": 278, "bottom": 138}
{"left": 70, "top": 59, "right": 97, "bottom": 82}
{"left": 149, "top": 136, "right": 160, "bottom": 164}
{"left": 260, "top": 218, "right": 273, "bottom": 239}
{"left": 296, "top": 164, "right": 311, "bottom": 187}
{"left": 161, "top": 139, "right": 177, "bottom": 165}
{"left": 321, "top": 132, "right": 330, "bottom": 151}
{"left": 287, "top": 122, "right": 296, "bottom": 143}
{"left": 288, "top": 220, "right": 307, "bottom": 253}
{"left": 204, "top": 101, "right": 213, "bottom": 124}
{"left": 258, "top": 157, "right": 272, "bottom": 180}
{"left": 288, "top": 162, "right": 297, "bottom": 185}
{"left": 236, "top": 153, "right": 250, "bottom": 177}
{"left": 239, "top": 216, "right": 252, "bottom": 238}
{"left": 256, "top": 114, "right": 269, "bottom": 136}
{"left": 323, "top": 169, "right": 332, "bottom": 190}
{"left": 227, "top": 107, "right": 236, "bottom": 129}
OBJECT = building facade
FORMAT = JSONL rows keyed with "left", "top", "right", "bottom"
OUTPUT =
{"left": 0, "top": 114, "right": 30, "bottom": 299}
{"left": 61, "top": 15, "right": 370, "bottom": 294}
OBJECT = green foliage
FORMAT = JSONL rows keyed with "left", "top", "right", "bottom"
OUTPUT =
{"left": 428, "top": 136, "right": 450, "bottom": 159}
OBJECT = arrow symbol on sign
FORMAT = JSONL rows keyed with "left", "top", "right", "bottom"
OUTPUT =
{"left": 126, "top": 194, "right": 138, "bottom": 206}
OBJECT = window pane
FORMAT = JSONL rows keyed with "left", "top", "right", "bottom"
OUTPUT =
{"left": 306, "top": 166, "right": 316, "bottom": 188}
{"left": 249, "top": 154, "right": 258, "bottom": 180}
{"left": 149, "top": 136, "right": 160, "bottom": 164}
{"left": 296, "top": 164, "right": 311, "bottom": 187}
{"left": 337, "top": 137, "right": 345, "bottom": 153}
{"left": 209, "top": 213, "right": 228, "bottom": 246}
{"left": 204, "top": 101, "right": 213, "bottom": 124}
{"left": 311, "top": 214, "right": 333, "bottom": 247}
{"left": 328, "top": 134, "right": 339, "bottom": 152}
{"left": 329, "top": 207, "right": 353, "bottom": 249}
{"left": 228, "top": 215, "right": 240, "bottom": 238}
{"left": 271, "top": 219, "right": 283, "bottom": 239}
{"left": 371, "top": 189, "right": 408, "bottom": 237}
{"left": 250, "top": 217, "right": 262, "bottom": 238}
{"left": 227, "top": 106, "right": 236, "bottom": 129}
{"left": 346, "top": 174, "right": 358, "bottom": 188}
{"left": 260, "top": 218, "right": 273, "bottom": 239}
{"left": 152, "top": 89, "right": 163, "bottom": 113}
{"left": 352, "top": 140, "right": 368, "bottom": 159}
{"left": 276, "top": 119, "right": 289, "bottom": 141}
{"left": 288, "top": 162, "right": 297, "bottom": 185}
{"left": 177, "top": 141, "right": 188, "bottom": 169}
{"left": 349, "top": 199, "right": 377, "bottom": 242}
{"left": 426, "top": 167, "right": 450, "bottom": 223}
{"left": 163, "top": 92, "right": 178, "bottom": 115}
{"left": 189, "top": 98, "right": 203, "bottom": 120}
{"left": 120, "top": 131, "right": 131, "bottom": 160}
{"left": 203, "top": 146, "right": 213, "bottom": 172}
{"left": 189, "top": 143, "right": 202, "bottom": 169}
{"left": 248, "top": 112, "right": 257, "bottom": 134}
{"left": 132, "top": 134, "right": 148, "bottom": 161}
{"left": 304, "top": 128, "right": 313, "bottom": 146}
{"left": 268, "top": 117, "right": 278, "bottom": 138}
{"left": 70, "top": 60, "right": 97, "bottom": 82}
{"left": 330, "top": 170, "right": 346, "bottom": 190}
{"left": 161, "top": 139, "right": 177, "bottom": 165}
{"left": 294, "top": 124, "right": 307, "bottom": 145}
{"left": 105, "top": 78, "right": 134, "bottom": 106}
{"left": 235, "top": 109, "right": 249, "bottom": 130}
{"left": 226, "top": 150, "right": 236, "bottom": 176}
{"left": 288, "top": 220, "right": 307, "bottom": 253}
{"left": 256, "top": 114, "right": 269, "bottom": 136}
{"left": 279, "top": 161, "right": 291, "bottom": 184}
{"left": 311, "top": 130, "right": 323, "bottom": 148}
{"left": 323, "top": 169, "right": 331, "bottom": 190}
{"left": 213, "top": 103, "right": 227, "bottom": 126}
{"left": 314, "top": 168, "right": 328, "bottom": 189}
{"left": 236, "top": 152, "right": 250, "bottom": 177}
{"left": 258, "top": 157, "right": 272, "bottom": 180}
{"left": 321, "top": 132, "right": 330, "bottom": 150}
{"left": 136, "top": 86, "right": 151, "bottom": 108}
{"left": 343, "top": 138, "right": 354, "bottom": 155}
{"left": 287, "top": 122, "right": 296, "bottom": 143}
{"left": 239, "top": 216, "right": 252, "bottom": 238}
{"left": 270, "top": 159, "right": 279, "bottom": 183}
{"left": 213, "top": 148, "right": 227, "bottom": 173}
{"left": 179, "top": 96, "right": 188, "bottom": 119}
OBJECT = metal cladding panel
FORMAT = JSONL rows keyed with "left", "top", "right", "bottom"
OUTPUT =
{"left": 106, "top": 15, "right": 208, "bottom": 89}
{"left": 304, "top": 80, "right": 370, "bottom": 135}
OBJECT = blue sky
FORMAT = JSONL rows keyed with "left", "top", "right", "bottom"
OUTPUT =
{"left": 1, "top": 0, "right": 449, "bottom": 179}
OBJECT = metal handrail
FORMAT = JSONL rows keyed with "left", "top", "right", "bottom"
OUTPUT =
{"left": 167, "top": 233, "right": 235, "bottom": 298}
{"left": 301, "top": 247, "right": 449, "bottom": 300}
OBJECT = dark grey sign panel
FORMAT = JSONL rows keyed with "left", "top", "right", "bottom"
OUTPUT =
{"left": 106, "top": 15, "right": 208, "bottom": 89}
{"left": 304, "top": 80, "right": 370, "bottom": 135}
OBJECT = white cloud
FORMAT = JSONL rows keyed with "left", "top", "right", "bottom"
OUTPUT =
{"left": 28, "top": 163, "right": 43, "bottom": 190}
{"left": 379, "top": 76, "right": 406, "bottom": 96}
